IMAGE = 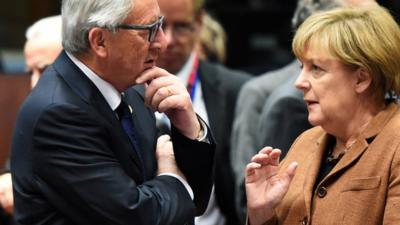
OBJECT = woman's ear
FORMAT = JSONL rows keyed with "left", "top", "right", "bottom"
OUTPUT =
{"left": 87, "top": 27, "right": 107, "bottom": 58}
{"left": 354, "top": 68, "right": 372, "bottom": 94}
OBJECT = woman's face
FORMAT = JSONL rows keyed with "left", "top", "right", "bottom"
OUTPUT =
{"left": 295, "top": 44, "right": 360, "bottom": 130}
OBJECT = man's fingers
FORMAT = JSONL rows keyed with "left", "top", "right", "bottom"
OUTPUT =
{"left": 144, "top": 76, "right": 174, "bottom": 105}
{"left": 157, "top": 94, "right": 191, "bottom": 113}
{"left": 136, "top": 67, "right": 169, "bottom": 84}
{"left": 151, "top": 85, "right": 180, "bottom": 111}
{"left": 157, "top": 134, "right": 171, "bottom": 148}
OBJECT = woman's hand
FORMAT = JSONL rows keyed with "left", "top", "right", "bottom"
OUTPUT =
{"left": 245, "top": 147, "right": 297, "bottom": 225}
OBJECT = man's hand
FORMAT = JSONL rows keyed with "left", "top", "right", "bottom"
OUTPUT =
{"left": 245, "top": 147, "right": 297, "bottom": 225}
{"left": 136, "top": 67, "right": 201, "bottom": 140}
{"left": 156, "top": 135, "right": 185, "bottom": 179}
{"left": 0, "top": 173, "right": 13, "bottom": 214}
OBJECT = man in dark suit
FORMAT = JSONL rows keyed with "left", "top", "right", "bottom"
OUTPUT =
{"left": 156, "top": 0, "right": 250, "bottom": 224}
{"left": 10, "top": 0, "right": 215, "bottom": 224}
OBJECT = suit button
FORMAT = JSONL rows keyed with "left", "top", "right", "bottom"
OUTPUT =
{"left": 301, "top": 217, "right": 308, "bottom": 225}
{"left": 317, "top": 186, "right": 327, "bottom": 198}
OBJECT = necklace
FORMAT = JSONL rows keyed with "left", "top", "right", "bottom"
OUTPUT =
{"left": 326, "top": 148, "right": 346, "bottom": 163}
{"left": 325, "top": 140, "right": 346, "bottom": 164}
{"left": 325, "top": 137, "right": 356, "bottom": 164}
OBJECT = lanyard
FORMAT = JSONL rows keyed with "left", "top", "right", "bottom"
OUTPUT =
{"left": 186, "top": 55, "right": 199, "bottom": 101}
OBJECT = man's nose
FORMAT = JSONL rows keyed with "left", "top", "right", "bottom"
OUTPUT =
{"left": 152, "top": 28, "right": 168, "bottom": 52}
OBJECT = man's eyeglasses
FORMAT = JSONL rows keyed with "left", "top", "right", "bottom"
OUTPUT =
{"left": 116, "top": 16, "right": 164, "bottom": 42}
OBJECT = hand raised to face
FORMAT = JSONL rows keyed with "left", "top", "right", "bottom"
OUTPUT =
{"left": 136, "top": 67, "right": 201, "bottom": 140}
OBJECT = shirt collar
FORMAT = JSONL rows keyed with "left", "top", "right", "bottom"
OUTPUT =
{"left": 66, "top": 51, "right": 121, "bottom": 111}
{"left": 177, "top": 52, "right": 196, "bottom": 85}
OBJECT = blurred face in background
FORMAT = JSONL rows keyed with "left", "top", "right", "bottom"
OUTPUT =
{"left": 24, "top": 38, "right": 62, "bottom": 88}
{"left": 156, "top": 0, "right": 202, "bottom": 74}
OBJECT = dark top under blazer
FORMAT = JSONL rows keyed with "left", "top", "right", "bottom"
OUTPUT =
{"left": 11, "top": 51, "right": 215, "bottom": 225}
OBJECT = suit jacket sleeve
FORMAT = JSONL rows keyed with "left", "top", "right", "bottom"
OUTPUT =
{"left": 129, "top": 85, "right": 216, "bottom": 216}
{"left": 171, "top": 121, "right": 216, "bottom": 215}
{"left": 33, "top": 103, "right": 197, "bottom": 225}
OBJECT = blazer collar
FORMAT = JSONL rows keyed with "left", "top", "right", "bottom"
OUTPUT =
{"left": 53, "top": 51, "right": 145, "bottom": 182}
{"left": 53, "top": 51, "right": 99, "bottom": 104}
{"left": 328, "top": 102, "right": 399, "bottom": 176}
{"left": 302, "top": 130, "right": 326, "bottom": 217}
{"left": 302, "top": 102, "right": 399, "bottom": 215}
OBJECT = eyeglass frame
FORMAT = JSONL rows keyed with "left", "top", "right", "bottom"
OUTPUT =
{"left": 116, "top": 16, "right": 164, "bottom": 42}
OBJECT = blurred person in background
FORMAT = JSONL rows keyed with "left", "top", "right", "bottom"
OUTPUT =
{"left": 0, "top": 15, "right": 62, "bottom": 225}
{"left": 195, "top": 12, "right": 227, "bottom": 63}
{"left": 230, "top": 0, "right": 375, "bottom": 222}
{"left": 24, "top": 15, "right": 62, "bottom": 88}
{"left": 246, "top": 4, "right": 400, "bottom": 225}
{"left": 156, "top": 0, "right": 251, "bottom": 224}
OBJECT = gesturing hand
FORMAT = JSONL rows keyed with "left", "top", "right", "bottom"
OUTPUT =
{"left": 245, "top": 147, "right": 297, "bottom": 225}
{"left": 136, "top": 67, "right": 201, "bottom": 140}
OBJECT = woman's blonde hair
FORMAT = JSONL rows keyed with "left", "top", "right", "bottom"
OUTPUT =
{"left": 292, "top": 5, "right": 400, "bottom": 102}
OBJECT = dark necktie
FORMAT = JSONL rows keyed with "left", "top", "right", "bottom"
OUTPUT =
{"left": 115, "top": 99, "right": 146, "bottom": 181}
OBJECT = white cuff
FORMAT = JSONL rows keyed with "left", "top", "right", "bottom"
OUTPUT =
{"left": 196, "top": 117, "right": 209, "bottom": 143}
{"left": 158, "top": 173, "right": 194, "bottom": 200}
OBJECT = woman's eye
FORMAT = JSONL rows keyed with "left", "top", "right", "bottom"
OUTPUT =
{"left": 311, "top": 64, "right": 324, "bottom": 78}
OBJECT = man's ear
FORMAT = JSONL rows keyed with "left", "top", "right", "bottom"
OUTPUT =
{"left": 354, "top": 68, "right": 372, "bottom": 94}
{"left": 88, "top": 27, "right": 107, "bottom": 58}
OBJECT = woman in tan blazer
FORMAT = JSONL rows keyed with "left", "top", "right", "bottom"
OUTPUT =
{"left": 245, "top": 5, "right": 400, "bottom": 225}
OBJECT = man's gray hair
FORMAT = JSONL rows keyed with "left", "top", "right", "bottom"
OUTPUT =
{"left": 291, "top": 0, "right": 343, "bottom": 30}
{"left": 61, "top": 0, "right": 134, "bottom": 54}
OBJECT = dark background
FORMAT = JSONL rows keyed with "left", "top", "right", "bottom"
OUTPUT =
{"left": 0, "top": 0, "right": 399, "bottom": 75}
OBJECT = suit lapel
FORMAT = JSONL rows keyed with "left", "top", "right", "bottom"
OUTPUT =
{"left": 124, "top": 87, "right": 158, "bottom": 179}
{"left": 53, "top": 51, "right": 145, "bottom": 182}
{"left": 302, "top": 132, "right": 327, "bottom": 218}
{"left": 198, "top": 61, "right": 226, "bottom": 144}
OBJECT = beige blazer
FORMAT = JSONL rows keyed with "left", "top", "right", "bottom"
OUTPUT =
{"left": 263, "top": 102, "right": 400, "bottom": 225}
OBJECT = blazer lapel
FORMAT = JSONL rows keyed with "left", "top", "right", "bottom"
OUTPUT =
{"left": 302, "top": 132, "right": 327, "bottom": 218}
{"left": 53, "top": 51, "right": 145, "bottom": 182}
{"left": 324, "top": 102, "right": 399, "bottom": 181}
